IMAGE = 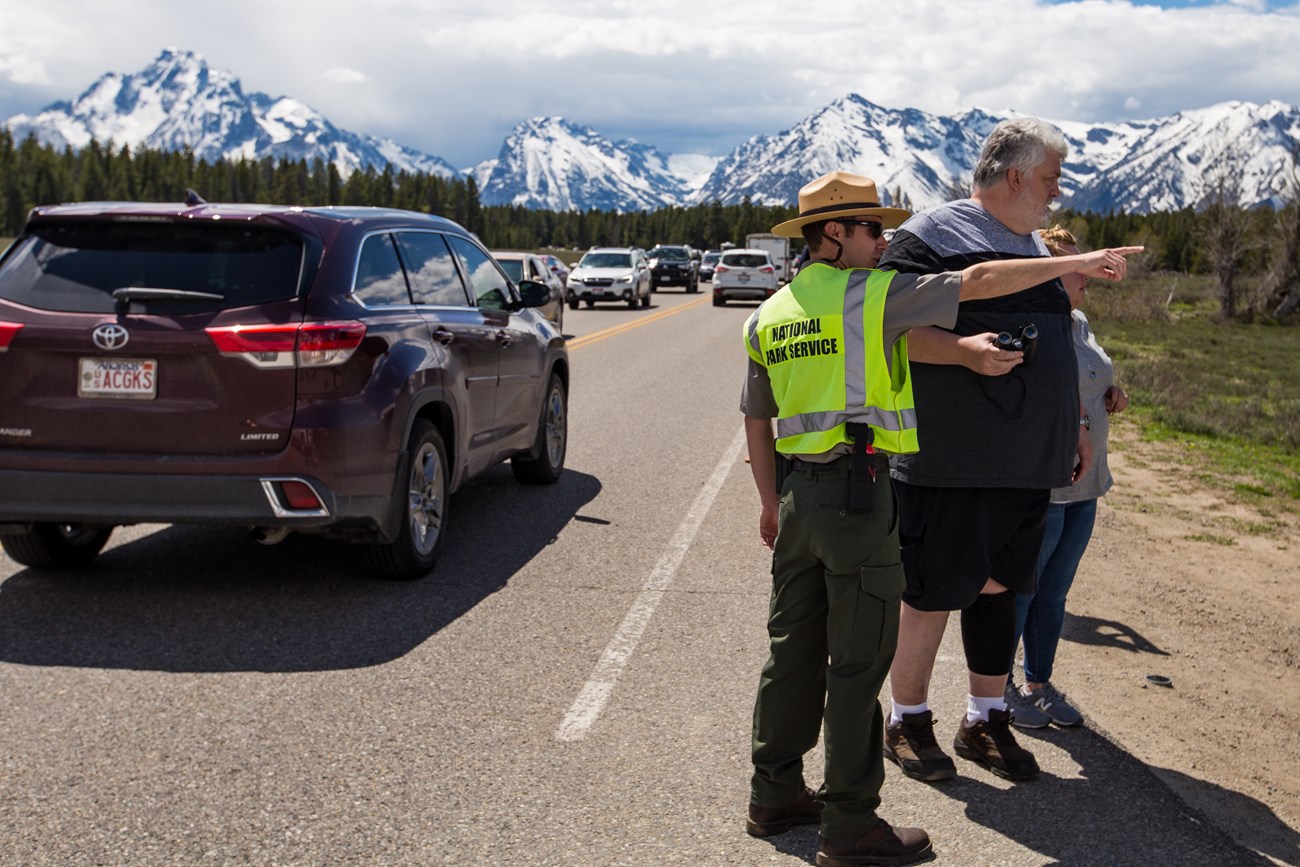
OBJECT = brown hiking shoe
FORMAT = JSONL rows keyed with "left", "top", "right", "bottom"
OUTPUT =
{"left": 884, "top": 710, "right": 956, "bottom": 782}
{"left": 816, "top": 819, "right": 933, "bottom": 866}
{"left": 746, "top": 786, "right": 821, "bottom": 837}
{"left": 953, "top": 707, "right": 1040, "bottom": 781}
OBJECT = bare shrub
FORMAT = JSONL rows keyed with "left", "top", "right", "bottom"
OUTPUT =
{"left": 1196, "top": 151, "right": 1271, "bottom": 320}
{"left": 1262, "top": 144, "right": 1300, "bottom": 319}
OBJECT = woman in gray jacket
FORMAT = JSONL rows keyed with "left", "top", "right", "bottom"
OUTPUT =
{"left": 1006, "top": 226, "right": 1129, "bottom": 729}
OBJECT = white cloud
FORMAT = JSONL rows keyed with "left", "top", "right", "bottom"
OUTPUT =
{"left": 0, "top": 53, "right": 50, "bottom": 86}
{"left": 0, "top": 0, "right": 1298, "bottom": 166}
{"left": 323, "top": 67, "right": 368, "bottom": 84}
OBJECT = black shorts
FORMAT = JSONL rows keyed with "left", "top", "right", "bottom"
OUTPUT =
{"left": 894, "top": 482, "right": 1050, "bottom": 611}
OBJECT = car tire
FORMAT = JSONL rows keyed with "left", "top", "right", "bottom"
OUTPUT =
{"left": 569, "top": 297, "right": 580, "bottom": 311}
{"left": 511, "top": 373, "right": 567, "bottom": 485}
{"left": 0, "top": 523, "right": 113, "bottom": 569}
{"left": 713, "top": 295, "right": 725, "bottom": 307}
{"left": 369, "top": 421, "right": 448, "bottom": 581}
{"left": 627, "top": 295, "right": 638, "bottom": 309}
{"left": 585, "top": 300, "right": 595, "bottom": 309}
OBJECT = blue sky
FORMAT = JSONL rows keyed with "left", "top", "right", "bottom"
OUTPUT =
{"left": 1, "top": 0, "right": 1298, "bottom": 167}
{"left": 1091, "top": 0, "right": 1289, "bottom": 5}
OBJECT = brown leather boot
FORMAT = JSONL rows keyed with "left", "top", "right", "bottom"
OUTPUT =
{"left": 883, "top": 710, "right": 956, "bottom": 782}
{"left": 746, "top": 786, "right": 821, "bottom": 837}
{"left": 816, "top": 819, "right": 933, "bottom": 866}
{"left": 954, "top": 707, "right": 1040, "bottom": 781}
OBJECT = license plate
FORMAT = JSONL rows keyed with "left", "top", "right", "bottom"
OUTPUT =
{"left": 738, "top": 273, "right": 751, "bottom": 283}
{"left": 78, "top": 357, "right": 158, "bottom": 399}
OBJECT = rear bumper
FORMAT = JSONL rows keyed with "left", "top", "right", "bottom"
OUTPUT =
{"left": 0, "top": 468, "right": 390, "bottom": 530}
{"left": 716, "top": 284, "right": 778, "bottom": 301}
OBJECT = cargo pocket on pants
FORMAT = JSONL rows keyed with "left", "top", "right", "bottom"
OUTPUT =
{"left": 854, "top": 563, "right": 907, "bottom": 657}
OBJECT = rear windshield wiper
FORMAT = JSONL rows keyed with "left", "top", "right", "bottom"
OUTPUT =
{"left": 112, "top": 287, "right": 226, "bottom": 311}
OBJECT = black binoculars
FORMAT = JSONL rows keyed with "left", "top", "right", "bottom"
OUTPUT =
{"left": 996, "top": 323, "right": 1038, "bottom": 364}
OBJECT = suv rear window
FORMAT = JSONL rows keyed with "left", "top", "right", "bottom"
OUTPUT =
{"left": 0, "top": 221, "right": 304, "bottom": 314}
{"left": 723, "top": 253, "right": 768, "bottom": 268}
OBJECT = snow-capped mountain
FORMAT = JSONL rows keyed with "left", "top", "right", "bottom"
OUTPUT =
{"left": 475, "top": 117, "right": 703, "bottom": 212}
{"left": 4, "top": 49, "right": 1298, "bottom": 214}
{"left": 691, "top": 95, "right": 1300, "bottom": 214}
{"left": 693, "top": 95, "right": 992, "bottom": 209}
{"left": 1054, "top": 100, "right": 1300, "bottom": 212}
{"left": 2, "top": 48, "right": 458, "bottom": 179}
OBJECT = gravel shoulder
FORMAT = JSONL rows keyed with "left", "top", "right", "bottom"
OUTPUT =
{"left": 1049, "top": 418, "right": 1300, "bottom": 865}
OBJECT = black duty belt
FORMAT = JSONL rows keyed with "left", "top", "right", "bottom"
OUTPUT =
{"left": 789, "top": 453, "right": 887, "bottom": 473}
{"left": 790, "top": 455, "right": 848, "bottom": 472}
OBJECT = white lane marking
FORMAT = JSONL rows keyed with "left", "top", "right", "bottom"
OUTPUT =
{"left": 556, "top": 423, "right": 748, "bottom": 742}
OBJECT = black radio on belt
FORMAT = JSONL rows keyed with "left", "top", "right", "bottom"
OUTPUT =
{"left": 844, "top": 422, "right": 877, "bottom": 512}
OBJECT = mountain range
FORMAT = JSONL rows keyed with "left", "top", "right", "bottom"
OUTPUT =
{"left": 5, "top": 49, "right": 1299, "bottom": 215}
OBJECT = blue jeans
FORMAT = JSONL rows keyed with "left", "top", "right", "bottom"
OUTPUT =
{"left": 1013, "top": 499, "right": 1098, "bottom": 684}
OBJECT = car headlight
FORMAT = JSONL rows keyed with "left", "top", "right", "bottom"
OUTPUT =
{"left": 617, "top": 274, "right": 633, "bottom": 283}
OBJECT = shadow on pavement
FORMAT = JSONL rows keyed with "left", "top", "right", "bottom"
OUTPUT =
{"left": 761, "top": 827, "right": 818, "bottom": 864}
{"left": 929, "top": 724, "right": 1273, "bottom": 865}
{"left": 1063, "top": 612, "right": 1170, "bottom": 656}
{"left": 1149, "top": 765, "right": 1299, "bottom": 867}
{"left": 0, "top": 466, "right": 600, "bottom": 674}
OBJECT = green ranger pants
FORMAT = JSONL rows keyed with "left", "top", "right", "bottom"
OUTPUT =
{"left": 750, "top": 454, "right": 905, "bottom": 838}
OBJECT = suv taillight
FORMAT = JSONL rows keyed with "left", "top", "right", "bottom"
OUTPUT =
{"left": 205, "top": 322, "right": 367, "bottom": 369}
{"left": 759, "top": 265, "right": 774, "bottom": 274}
{"left": 0, "top": 321, "right": 22, "bottom": 351}
{"left": 715, "top": 265, "right": 730, "bottom": 273}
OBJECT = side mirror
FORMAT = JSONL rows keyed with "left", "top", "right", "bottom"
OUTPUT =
{"left": 516, "top": 279, "right": 553, "bottom": 309}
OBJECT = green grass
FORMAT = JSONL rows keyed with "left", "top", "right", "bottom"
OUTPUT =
{"left": 1086, "top": 272, "right": 1300, "bottom": 513}
{"left": 1183, "top": 533, "right": 1238, "bottom": 546}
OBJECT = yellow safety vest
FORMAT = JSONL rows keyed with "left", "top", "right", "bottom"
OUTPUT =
{"left": 744, "top": 263, "right": 918, "bottom": 455}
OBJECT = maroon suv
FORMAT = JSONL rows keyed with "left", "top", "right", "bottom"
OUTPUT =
{"left": 0, "top": 200, "right": 569, "bottom": 580}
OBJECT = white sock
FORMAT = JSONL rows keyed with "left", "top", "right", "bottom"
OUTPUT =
{"left": 890, "top": 700, "right": 928, "bottom": 726}
{"left": 967, "top": 694, "right": 1005, "bottom": 724}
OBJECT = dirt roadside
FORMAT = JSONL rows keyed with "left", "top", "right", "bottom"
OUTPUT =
{"left": 1048, "top": 418, "right": 1300, "bottom": 864}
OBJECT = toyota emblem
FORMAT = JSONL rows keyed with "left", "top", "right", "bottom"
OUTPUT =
{"left": 92, "top": 324, "right": 130, "bottom": 350}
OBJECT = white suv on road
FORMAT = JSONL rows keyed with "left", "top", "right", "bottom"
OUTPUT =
{"left": 567, "top": 248, "right": 652, "bottom": 310}
{"left": 712, "top": 249, "right": 779, "bottom": 307}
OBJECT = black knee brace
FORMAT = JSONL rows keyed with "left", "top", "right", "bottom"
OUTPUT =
{"left": 960, "top": 589, "right": 1019, "bottom": 677}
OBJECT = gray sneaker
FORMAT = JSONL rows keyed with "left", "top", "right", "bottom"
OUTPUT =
{"left": 1024, "top": 682, "right": 1083, "bottom": 727}
{"left": 1005, "top": 682, "right": 1051, "bottom": 729}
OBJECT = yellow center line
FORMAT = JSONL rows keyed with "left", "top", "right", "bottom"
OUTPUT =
{"left": 565, "top": 295, "right": 712, "bottom": 350}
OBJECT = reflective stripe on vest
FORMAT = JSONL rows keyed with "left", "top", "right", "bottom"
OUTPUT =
{"left": 744, "top": 264, "right": 918, "bottom": 455}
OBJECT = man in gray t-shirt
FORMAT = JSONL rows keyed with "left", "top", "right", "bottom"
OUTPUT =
{"left": 877, "top": 119, "right": 1096, "bottom": 786}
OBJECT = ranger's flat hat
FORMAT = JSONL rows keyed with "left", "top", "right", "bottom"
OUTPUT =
{"left": 771, "top": 171, "right": 912, "bottom": 238}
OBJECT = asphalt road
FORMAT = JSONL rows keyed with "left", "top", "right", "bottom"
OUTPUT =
{"left": 0, "top": 285, "right": 1268, "bottom": 865}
